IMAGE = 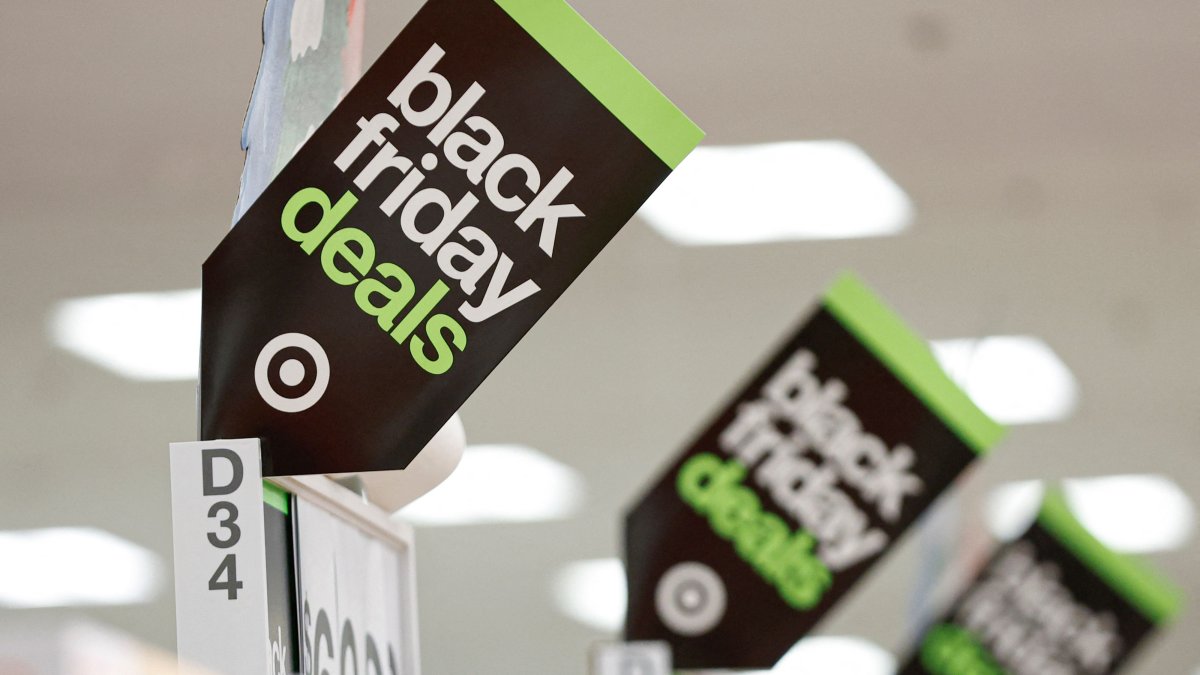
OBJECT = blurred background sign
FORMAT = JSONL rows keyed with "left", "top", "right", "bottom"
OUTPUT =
{"left": 590, "top": 641, "right": 672, "bottom": 675}
{"left": 235, "top": 0, "right": 365, "bottom": 222}
{"left": 897, "top": 491, "right": 1180, "bottom": 675}
{"left": 623, "top": 274, "right": 1002, "bottom": 669}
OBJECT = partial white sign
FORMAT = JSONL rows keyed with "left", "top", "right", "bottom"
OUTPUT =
{"left": 591, "top": 641, "right": 672, "bottom": 675}
{"left": 295, "top": 495, "right": 415, "bottom": 675}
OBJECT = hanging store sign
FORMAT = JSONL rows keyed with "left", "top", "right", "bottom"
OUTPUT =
{"left": 200, "top": 0, "right": 703, "bottom": 476}
{"left": 623, "top": 273, "right": 1005, "bottom": 669}
{"left": 898, "top": 491, "right": 1179, "bottom": 675}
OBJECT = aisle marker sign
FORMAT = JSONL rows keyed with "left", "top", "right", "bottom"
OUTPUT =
{"left": 623, "top": 273, "right": 1005, "bottom": 669}
{"left": 590, "top": 641, "right": 672, "bottom": 675}
{"left": 899, "top": 491, "right": 1180, "bottom": 675}
{"left": 200, "top": 0, "right": 703, "bottom": 476}
{"left": 170, "top": 439, "right": 271, "bottom": 675}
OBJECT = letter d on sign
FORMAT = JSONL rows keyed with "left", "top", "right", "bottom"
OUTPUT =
{"left": 281, "top": 188, "right": 358, "bottom": 255}
{"left": 203, "top": 448, "right": 244, "bottom": 496}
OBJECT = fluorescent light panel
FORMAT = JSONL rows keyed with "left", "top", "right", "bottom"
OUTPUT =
{"left": 931, "top": 336, "right": 1078, "bottom": 424}
{"left": 50, "top": 289, "right": 201, "bottom": 381}
{"left": 62, "top": 622, "right": 182, "bottom": 675}
{"left": 638, "top": 141, "right": 913, "bottom": 245}
{"left": 0, "top": 527, "right": 163, "bottom": 608}
{"left": 399, "top": 444, "right": 584, "bottom": 526}
{"left": 552, "top": 557, "right": 626, "bottom": 632}
{"left": 752, "top": 636, "right": 895, "bottom": 674}
{"left": 986, "top": 475, "right": 1194, "bottom": 553}
{"left": 985, "top": 479, "right": 1045, "bottom": 541}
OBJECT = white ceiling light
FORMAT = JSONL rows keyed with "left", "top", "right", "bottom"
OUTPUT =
{"left": 770, "top": 636, "right": 895, "bottom": 674}
{"left": 398, "top": 444, "right": 584, "bottom": 526}
{"left": 1063, "top": 475, "right": 1194, "bottom": 553}
{"left": 637, "top": 141, "right": 913, "bottom": 245}
{"left": 985, "top": 479, "right": 1045, "bottom": 541}
{"left": 0, "top": 528, "right": 163, "bottom": 608}
{"left": 931, "top": 336, "right": 1078, "bottom": 424}
{"left": 50, "top": 289, "right": 201, "bottom": 381}
{"left": 551, "top": 557, "right": 626, "bottom": 632}
{"left": 720, "top": 636, "right": 895, "bottom": 675}
{"left": 986, "top": 475, "right": 1194, "bottom": 553}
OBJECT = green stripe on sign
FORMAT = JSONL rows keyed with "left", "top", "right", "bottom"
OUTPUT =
{"left": 1038, "top": 490, "right": 1181, "bottom": 624}
{"left": 822, "top": 272, "right": 1005, "bottom": 455}
{"left": 263, "top": 480, "right": 290, "bottom": 515}
{"left": 493, "top": 0, "right": 703, "bottom": 169}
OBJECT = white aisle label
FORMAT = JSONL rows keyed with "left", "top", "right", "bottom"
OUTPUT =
{"left": 171, "top": 439, "right": 270, "bottom": 675}
{"left": 295, "top": 497, "right": 410, "bottom": 675}
{"left": 591, "top": 641, "right": 672, "bottom": 675}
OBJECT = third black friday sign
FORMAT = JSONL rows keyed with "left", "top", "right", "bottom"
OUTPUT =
{"left": 899, "top": 491, "right": 1179, "bottom": 675}
{"left": 200, "top": 0, "right": 702, "bottom": 476}
{"left": 623, "top": 273, "right": 1005, "bottom": 669}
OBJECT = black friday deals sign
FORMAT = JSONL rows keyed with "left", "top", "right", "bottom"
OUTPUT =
{"left": 899, "top": 491, "right": 1180, "bottom": 675}
{"left": 623, "top": 274, "right": 1006, "bottom": 670}
{"left": 200, "top": 0, "right": 702, "bottom": 476}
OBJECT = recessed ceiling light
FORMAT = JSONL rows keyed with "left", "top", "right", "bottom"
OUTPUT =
{"left": 0, "top": 528, "right": 163, "bottom": 608}
{"left": 398, "top": 444, "right": 584, "bottom": 526}
{"left": 63, "top": 622, "right": 181, "bottom": 674}
{"left": 931, "top": 336, "right": 1078, "bottom": 424}
{"left": 985, "top": 479, "right": 1045, "bottom": 541}
{"left": 673, "top": 636, "right": 895, "bottom": 674}
{"left": 1063, "top": 475, "right": 1194, "bottom": 553}
{"left": 986, "top": 475, "right": 1194, "bottom": 553}
{"left": 50, "top": 289, "right": 201, "bottom": 381}
{"left": 637, "top": 141, "right": 913, "bottom": 245}
{"left": 0, "top": 621, "right": 181, "bottom": 674}
{"left": 768, "top": 636, "right": 895, "bottom": 674}
{"left": 551, "top": 557, "right": 626, "bottom": 632}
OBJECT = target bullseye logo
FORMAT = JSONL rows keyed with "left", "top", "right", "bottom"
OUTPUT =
{"left": 254, "top": 333, "right": 330, "bottom": 413}
{"left": 655, "top": 561, "right": 727, "bottom": 637}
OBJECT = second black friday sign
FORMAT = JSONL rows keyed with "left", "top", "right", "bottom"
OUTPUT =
{"left": 200, "top": 0, "right": 702, "bottom": 476}
{"left": 623, "top": 273, "right": 1005, "bottom": 669}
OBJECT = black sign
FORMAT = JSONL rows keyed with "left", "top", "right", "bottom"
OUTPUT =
{"left": 200, "top": 0, "right": 702, "bottom": 475}
{"left": 623, "top": 273, "right": 1005, "bottom": 669}
{"left": 899, "top": 490, "right": 1179, "bottom": 675}
{"left": 263, "top": 485, "right": 299, "bottom": 675}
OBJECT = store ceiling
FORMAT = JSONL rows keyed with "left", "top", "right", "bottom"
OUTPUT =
{"left": 2, "top": 1, "right": 1199, "bottom": 672}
